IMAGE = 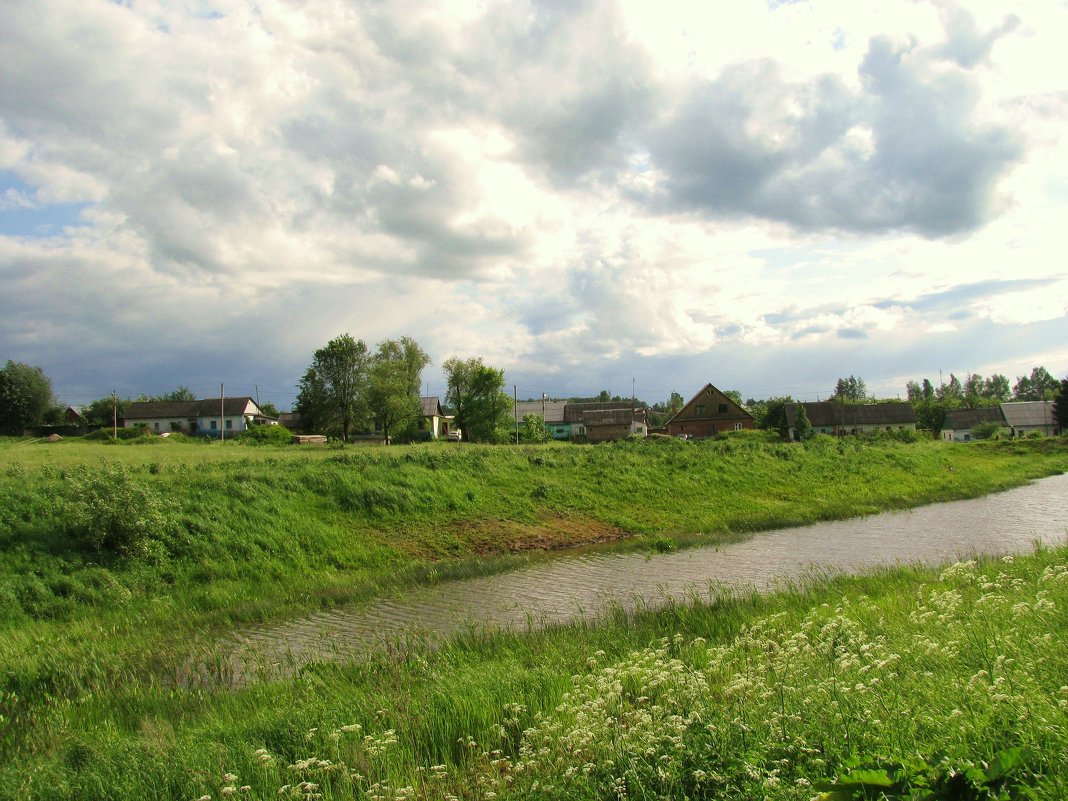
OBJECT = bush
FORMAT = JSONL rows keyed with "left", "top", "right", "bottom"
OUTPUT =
{"left": 240, "top": 424, "right": 293, "bottom": 446}
{"left": 62, "top": 462, "right": 177, "bottom": 556}
{"left": 970, "top": 421, "right": 1003, "bottom": 441}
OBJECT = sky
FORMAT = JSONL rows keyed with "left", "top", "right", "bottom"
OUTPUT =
{"left": 1, "top": 0, "right": 1066, "bottom": 412}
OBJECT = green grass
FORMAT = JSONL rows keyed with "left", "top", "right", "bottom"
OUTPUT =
{"left": 4, "top": 547, "right": 1067, "bottom": 800}
{"left": 0, "top": 433, "right": 1066, "bottom": 799}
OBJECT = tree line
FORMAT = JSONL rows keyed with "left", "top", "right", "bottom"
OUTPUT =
{"left": 294, "top": 334, "right": 515, "bottom": 443}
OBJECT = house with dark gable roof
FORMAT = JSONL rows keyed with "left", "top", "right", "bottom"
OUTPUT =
{"left": 941, "top": 407, "right": 1006, "bottom": 442}
{"left": 1000, "top": 401, "right": 1060, "bottom": 437}
{"left": 784, "top": 401, "right": 916, "bottom": 440}
{"left": 123, "top": 397, "right": 274, "bottom": 437}
{"left": 420, "top": 396, "right": 455, "bottom": 439}
{"left": 666, "top": 384, "right": 754, "bottom": 438}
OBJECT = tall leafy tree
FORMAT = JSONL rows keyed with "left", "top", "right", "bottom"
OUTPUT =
{"left": 962, "top": 373, "right": 985, "bottom": 408}
{"left": 1013, "top": 366, "right": 1058, "bottom": 401}
{"left": 794, "top": 404, "right": 814, "bottom": 441}
{"left": 833, "top": 375, "right": 868, "bottom": 403}
{"left": 368, "top": 337, "right": 430, "bottom": 444}
{"left": 937, "top": 374, "right": 963, "bottom": 404}
{"left": 1052, "top": 378, "right": 1068, "bottom": 432}
{"left": 443, "top": 356, "right": 511, "bottom": 443}
{"left": 751, "top": 395, "right": 794, "bottom": 433}
{"left": 82, "top": 395, "right": 131, "bottom": 429}
{"left": 0, "top": 360, "right": 55, "bottom": 434}
{"left": 295, "top": 334, "right": 369, "bottom": 441}
{"left": 983, "top": 374, "right": 1010, "bottom": 401}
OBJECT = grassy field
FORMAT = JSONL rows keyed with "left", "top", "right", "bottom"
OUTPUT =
{"left": 0, "top": 432, "right": 1066, "bottom": 799}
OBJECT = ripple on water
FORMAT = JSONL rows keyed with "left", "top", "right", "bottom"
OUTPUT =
{"left": 218, "top": 473, "right": 1068, "bottom": 684}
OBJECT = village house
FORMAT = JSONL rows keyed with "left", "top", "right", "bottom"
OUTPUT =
{"left": 123, "top": 397, "right": 274, "bottom": 437}
{"left": 666, "top": 384, "right": 754, "bottom": 438}
{"left": 784, "top": 401, "right": 916, "bottom": 440}
{"left": 513, "top": 399, "right": 570, "bottom": 439}
{"left": 941, "top": 407, "right": 1006, "bottom": 442}
{"left": 1000, "top": 400, "right": 1060, "bottom": 437}
{"left": 420, "top": 396, "right": 456, "bottom": 439}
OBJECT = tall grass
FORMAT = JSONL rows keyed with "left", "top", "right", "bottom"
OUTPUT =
{"left": 0, "top": 435, "right": 1066, "bottom": 799}
{"left": 4, "top": 547, "right": 1066, "bottom": 800}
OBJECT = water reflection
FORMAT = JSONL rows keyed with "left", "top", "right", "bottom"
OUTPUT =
{"left": 220, "top": 473, "right": 1068, "bottom": 681}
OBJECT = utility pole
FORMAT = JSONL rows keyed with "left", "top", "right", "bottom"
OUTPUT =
{"left": 112, "top": 390, "right": 117, "bottom": 440}
{"left": 220, "top": 383, "right": 225, "bottom": 442}
{"left": 514, "top": 384, "right": 519, "bottom": 445}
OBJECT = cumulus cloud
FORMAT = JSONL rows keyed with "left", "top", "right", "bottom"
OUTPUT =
{"left": 642, "top": 29, "right": 1022, "bottom": 236}
{"left": 0, "top": 0, "right": 1064, "bottom": 404}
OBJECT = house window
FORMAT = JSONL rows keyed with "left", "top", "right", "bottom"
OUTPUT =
{"left": 695, "top": 405, "right": 705, "bottom": 416}
{"left": 210, "top": 420, "right": 217, "bottom": 430}
{"left": 718, "top": 404, "right": 728, "bottom": 413}
{"left": 226, "top": 419, "right": 233, "bottom": 430}
{"left": 734, "top": 423, "right": 742, "bottom": 431}
{"left": 153, "top": 422, "right": 159, "bottom": 431}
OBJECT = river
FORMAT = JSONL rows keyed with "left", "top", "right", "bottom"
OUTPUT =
{"left": 217, "top": 472, "right": 1068, "bottom": 684}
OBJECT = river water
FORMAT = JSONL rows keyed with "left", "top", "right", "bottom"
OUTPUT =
{"left": 219, "top": 473, "right": 1068, "bottom": 682}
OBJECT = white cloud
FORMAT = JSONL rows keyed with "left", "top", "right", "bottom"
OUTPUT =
{"left": 0, "top": 0, "right": 1065, "bottom": 405}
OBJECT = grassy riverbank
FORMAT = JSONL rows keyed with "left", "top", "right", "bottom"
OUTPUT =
{"left": 0, "top": 434, "right": 1066, "bottom": 798}
{"left": 4, "top": 545, "right": 1068, "bottom": 800}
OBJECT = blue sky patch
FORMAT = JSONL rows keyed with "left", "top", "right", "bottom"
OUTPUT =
{"left": 0, "top": 172, "right": 91, "bottom": 238}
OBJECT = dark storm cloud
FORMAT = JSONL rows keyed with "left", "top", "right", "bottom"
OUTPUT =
{"left": 644, "top": 34, "right": 1022, "bottom": 237}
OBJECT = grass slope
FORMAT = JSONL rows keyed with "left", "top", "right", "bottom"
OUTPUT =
{"left": 0, "top": 433, "right": 1066, "bottom": 799}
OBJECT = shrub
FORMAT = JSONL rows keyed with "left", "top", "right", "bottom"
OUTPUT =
{"left": 240, "top": 424, "right": 293, "bottom": 446}
{"left": 62, "top": 462, "right": 177, "bottom": 556}
{"left": 970, "top": 421, "right": 1003, "bottom": 440}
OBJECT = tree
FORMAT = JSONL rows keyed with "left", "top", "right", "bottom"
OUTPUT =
{"left": 82, "top": 395, "right": 131, "bottom": 429}
{"left": 368, "top": 337, "right": 430, "bottom": 444}
{"left": 724, "top": 389, "right": 744, "bottom": 406}
{"left": 921, "top": 379, "right": 935, "bottom": 401}
{"left": 258, "top": 400, "right": 280, "bottom": 419}
{"left": 905, "top": 381, "right": 923, "bottom": 403}
{"left": 833, "top": 375, "right": 868, "bottom": 403}
{"left": 937, "top": 374, "right": 963, "bottom": 404}
{"left": 0, "top": 360, "right": 55, "bottom": 434}
{"left": 913, "top": 399, "right": 947, "bottom": 434}
{"left": 962, "top": 373, "right": 985, "bottom": 408}
{"left": 443, "top": 356, "right": 511, "bottom": 443}
{"left": 1013, "top": 366, "right": 1058, "bottom": 401}
{"left": 295, "top": 334, "right": 370, "bottom": 441}
{"left": 794, "top": 404, "right": 814, "bottom": 441}
{"left": 669, "top": 392, "right": 684, "bottom": 413}
{"left": 983, "top": 374, "right": 1010, "bottom": 402}
{"left": 138, "top": 386, "right": 196, "bottom": 402}
{"left": 521, "top": 413, "right": 550, "bottom": 444}
{"left": 752, "top": 395, "right": 794, "bottom": 433}
{"left": 1053, "top": 378, "right": 1068, "bottom": 432}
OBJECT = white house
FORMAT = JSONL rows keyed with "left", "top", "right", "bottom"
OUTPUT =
{"left": 941, "top": 407, "right": 1006, "bottom": 442}
{"left": 1000, "top": 401, "right": 1060, "bottom": 437}
{"left": 123, "top": 397, "right": 274, "bottom": 437}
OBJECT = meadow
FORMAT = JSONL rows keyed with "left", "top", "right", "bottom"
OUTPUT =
{"left": 0, "top": 432, "right": 1066, "bottom": 799}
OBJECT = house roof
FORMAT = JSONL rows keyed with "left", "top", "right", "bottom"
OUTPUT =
{"left": 563, "top": 401, "right": 635, "bottom": 423}
{"left": 514, "top": 400, "right": 568, "bottom": 423}
{"left": 1000, "top": 401, "right": 1054, "bottom": 428}
{"left": 943, "top": 407, "right": 1005, "bottom": 430}
{"left": 666, "top": 383, "right": 753, "bottom": 425}
{"left": 125, "top": 397, "right": 261, "bottom": 419}
{"left": 785, "top": 401, "right": 917, "bottom": 428}
{"left": 421, "top": 396, "right": 446, "bottom": 417}
{"left": 582, "top": 408, "right": 644, "bottom": 427}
